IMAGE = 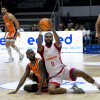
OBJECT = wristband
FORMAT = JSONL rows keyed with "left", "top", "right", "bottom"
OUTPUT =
{"left": 39, "top": 32, "right": 42, "bottom": 35}
{"left": 17, "top": 30, "right": 20, "bottom": 32}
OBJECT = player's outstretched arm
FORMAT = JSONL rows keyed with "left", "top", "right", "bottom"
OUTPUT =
{"left": 8, "top": 64, "right": 30, "bottom": 94}
{"left": 48, "top": 19, "right": 61, "bottom": 48}
{"left": 37, "top": 23, "right": 43, "bottom": 52}
{"left": 36, "top": 60, "right": 46, "bottom": 95}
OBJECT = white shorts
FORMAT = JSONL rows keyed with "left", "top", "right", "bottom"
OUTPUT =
{"left": 48, "top": 67, "right": 76, "bottom": 86}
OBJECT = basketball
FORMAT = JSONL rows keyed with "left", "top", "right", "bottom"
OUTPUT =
{"left": 39, "top": 18, "right": 51, "bottom": 31}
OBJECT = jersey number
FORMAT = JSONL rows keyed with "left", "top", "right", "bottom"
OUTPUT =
{"left": 51, "top": 62, "right": 55, "bottom": 67}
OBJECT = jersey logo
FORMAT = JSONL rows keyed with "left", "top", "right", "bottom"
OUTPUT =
{"left": 35, "top": 69, "right": 37, "bottom": 71}
{"left": 46, "top": 56, "right": 57, "bottom": 61}
{"left": 48, "top": 54, "right": 52, "bottom": 57}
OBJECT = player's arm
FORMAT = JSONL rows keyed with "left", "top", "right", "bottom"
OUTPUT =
{"left": 8, "top": 64, "right": 30, "bottom": 94}
{"left": 48, "top": 19, "right": 61, "bottom": 48}
{"left": 36, "top": 59, "right": 46, "bottom": 95}
{"left": 4, "top": 25, "right": 8, "bottom": 39}
{"left": 37, "top": 23, "right": 43, "bottom": 52}
{"left": 95, "top": 15, "right": 100, "bottom": 37}
{"left": 8, "top": 13, "right": 20, "bottom": 36}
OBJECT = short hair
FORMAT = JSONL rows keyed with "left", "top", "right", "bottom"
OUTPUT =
{"left": 1, "top": 5, "right": 8, "bottom": 10}
{"left": 45, "top": 32, "right": 53, "bottom": 38}
{"left": 26, "top": 49, "right": 33, "bottom": 54}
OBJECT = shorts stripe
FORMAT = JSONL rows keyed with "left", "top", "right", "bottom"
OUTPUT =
{"left": 69, "top": 68, "right": 76, "bottom": 81}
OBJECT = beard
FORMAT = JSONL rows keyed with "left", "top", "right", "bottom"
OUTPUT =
{"left": 45, "top": 40, "right": 52, "bottom": 46}
{"left": 29, "top": 56, "right": 35, "bottom": 61}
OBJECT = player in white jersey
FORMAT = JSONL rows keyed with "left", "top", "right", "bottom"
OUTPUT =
{"left": 37, "top": 19, "right": 100, "bottom": 94}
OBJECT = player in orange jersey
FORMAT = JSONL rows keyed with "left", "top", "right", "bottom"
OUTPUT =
{"left": 8, "top": 49, "right": 48, "bottom": 95}
{"left": 1, "top": 6, "right": 24, "bottom": 63}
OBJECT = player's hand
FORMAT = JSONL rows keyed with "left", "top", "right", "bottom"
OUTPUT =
{"left": 48, "top": 19, "right": 54, "bottom": 31}
{"left": 96, "top": 34, "right": 98, "bottom": 38}
{"left": 8, "top": 91, "right": 17, "bottom": 94}
{"left": 36, "top": 90, "right": 42, "bottom": 95}
{"left": 17, "top": 32, "right": 21, "bottom": 38}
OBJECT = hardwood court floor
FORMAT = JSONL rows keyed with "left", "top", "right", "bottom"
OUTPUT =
{"left": 0, "top": 53, "right": 100, "bottom": 100}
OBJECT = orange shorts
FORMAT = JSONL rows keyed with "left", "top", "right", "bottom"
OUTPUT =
{"left": 6, "top": 31, "right": 17, "bottom": 40}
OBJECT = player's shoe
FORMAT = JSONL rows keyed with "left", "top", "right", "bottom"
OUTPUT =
{"left": 18, "top": 54, "right": 24, "bottom": 63}
{"left": 5, "top": 58, "right": 14, "bottom": 63}
{"left": 71, "top": 85, "right": 85, "bottom": 94}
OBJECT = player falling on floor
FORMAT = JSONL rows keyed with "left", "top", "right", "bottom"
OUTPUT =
{"left": 8, "top": 49, "right": 48, "bottom": 95}
{"left": 37, "top": 19, "right": 100, "bottom": 94}
{"left": 1, "top": 5, "right": 24, "bottom": 63}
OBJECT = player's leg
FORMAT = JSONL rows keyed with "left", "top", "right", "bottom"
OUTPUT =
{"left": 5, "top": 38, "right": 14, "bottom": 62}
{"left": 48, "top": 84, "right": 66, "bottom": 94}
{"left": 73, "top": 69, "right": 100, "bottom": 89}
{"left": 10, "top": 39, "right": 24, "bottom": 63}
{"left": 24, "top": 84, "right": 38, "bottom": 92}
{"left": 48, "top": 73, "right": 85, "bottom": 94}
{"left": 23, "top": 72, "right": 39, "bottom": 92}
{"left": 10, "top": 31, "right": 24, "bottom": 62}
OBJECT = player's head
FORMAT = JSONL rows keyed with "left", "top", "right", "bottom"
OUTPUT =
{"left": 26, "top": 49, "right": 36, "bottom": 61}
{"left": 1, "top": 5, "right": 8, "bottom": 15}
{"left": 44, "top": 32, "right": 53, "bottom": 46}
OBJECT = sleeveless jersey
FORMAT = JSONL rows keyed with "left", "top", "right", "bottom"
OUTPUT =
{"left": 3, "top": 12, "right": 16, "bottom": 32}
{"left": 30, "top": 58, "right": 47, "bottom": 87}
{"left": 38, "top": 43, "right": 66, "bottom": 78}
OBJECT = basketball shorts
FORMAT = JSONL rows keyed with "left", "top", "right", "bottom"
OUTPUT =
{"left": 6, "top": 31, "right": 17, "bottom": 41}
{"left": 48, "top": 67, "right": 76, "bottom": 86}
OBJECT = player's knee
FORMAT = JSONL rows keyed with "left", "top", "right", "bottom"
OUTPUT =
{"left": 23, "top": 85, "right": 29, "bottom": 92}
{"left": 48, "top": 88, "right": 55, "bottom": 94}
{"left": 10, "top": 44, "right": 15, "bottom": 48}
{"left": 73, "top": 69, "right": 86, "bottom": 77}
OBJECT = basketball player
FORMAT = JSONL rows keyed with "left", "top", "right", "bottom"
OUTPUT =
{"left": 37, "top": 19, "right": 100, "bottom": 94}
{"left": 8, "top": 49, "right": 48, "bottom": 95}
{"left": 1, "top": 6, "right": 24, "bottom": 63}
{"left": 95, "top": 14, "right": 100, "bottom": 44}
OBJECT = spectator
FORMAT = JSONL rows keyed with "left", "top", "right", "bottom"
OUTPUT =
{"left": 64, "top": 23, "right": 75, "bottom": 31}
{"left": 63, "top": 12, "right": 72, "bottom": 28}
{"left": 57, "top": 23, "right": 65, "bottom": 31}
{"left": 74, "top": 23, "right": 80, "bottom": 31}
{"left": 30, "top": 24, "right": 38, "bottom": 31}
{"left": 71, "top": 22, "right": 74, "bottom": 28}
{"left": 78, "top": 24, "right": 90, "bottom": 46}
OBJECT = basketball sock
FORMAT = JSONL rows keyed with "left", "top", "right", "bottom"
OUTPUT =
{"left": 66, "top": 89, "right": 74, "bottom": 93}
{"left": 14, "top": 46, "right": 21, "bottom": 56}
{"left": 7, "top": 47, "right": 12, "bottom": 58}
{"left": 93, "top": 81, "right": 100, "bottom": 88}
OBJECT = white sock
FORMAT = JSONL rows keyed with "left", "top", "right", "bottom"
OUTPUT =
{"left": 93, "top": 81, "right": 100, "bottom": 88}
{"left": 7, "top": 47, "right": 12, "bottom": 58}
{"left": 14, "top": 46, "right": 21, "bottom": 56}
{"left": 66, "top": 89, "right": 74, "bottom": 93}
